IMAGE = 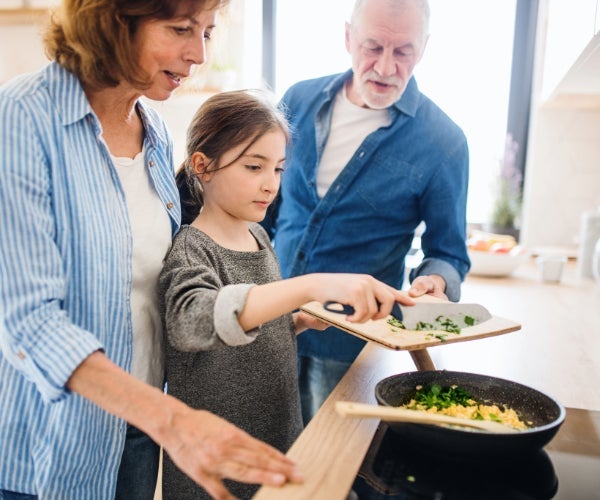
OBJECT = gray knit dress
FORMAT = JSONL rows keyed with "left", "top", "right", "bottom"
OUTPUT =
{"left": 158, "top": 223, "right": 303, "bottom": 499}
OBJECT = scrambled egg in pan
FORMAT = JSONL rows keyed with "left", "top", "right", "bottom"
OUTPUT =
{"left": 402, "top": 384, "right": 529, "bottom": 431}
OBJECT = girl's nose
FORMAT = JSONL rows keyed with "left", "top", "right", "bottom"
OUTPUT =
{"left": 262, "top": 172, "right": 280, "bottom": 193}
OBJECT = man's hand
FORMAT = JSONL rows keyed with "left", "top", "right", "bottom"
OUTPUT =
{"left": 408, "top": 274, "right": 447, "bottom": 300}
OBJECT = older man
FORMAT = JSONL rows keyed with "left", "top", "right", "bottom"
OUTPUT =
{"left": 263, "top": 0, "right": 470, "bottom": 423}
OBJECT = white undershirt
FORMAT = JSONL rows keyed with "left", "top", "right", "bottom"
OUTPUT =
{"left": 316, "top": 85, "right": 392, "bottom": 198}
{"left": 112, "top": 150, "right": 172, "bottom": 388}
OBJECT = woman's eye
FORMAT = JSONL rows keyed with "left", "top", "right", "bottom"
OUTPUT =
{"left": 173, "top": 26, "right": 191, "bottom": 35}
{"left": 275, "top": 167, "right": 285, "bottom": 174}
{"left": 245, "top": 164, "right": 261, "bottom": 171}
{"left": 204, "top": 30, "right": 213, "bottom": 41}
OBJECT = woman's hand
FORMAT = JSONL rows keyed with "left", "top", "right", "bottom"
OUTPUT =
{"left": 68, "top": 352, "right": 302, "bottom": 500}
{"left": 162, "top": 406, "right": 303, "bottom": 500}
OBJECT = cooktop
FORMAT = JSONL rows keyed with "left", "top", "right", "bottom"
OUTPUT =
{"left": 351, "top": 408, "right": 600, "bottom": 499}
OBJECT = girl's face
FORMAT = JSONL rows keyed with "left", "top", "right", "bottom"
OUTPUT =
{"left": 132, "top": 7, "right": 218, "bottom": 101}
{"left": 198, "top": 129, "right": 287, "bottom": 224}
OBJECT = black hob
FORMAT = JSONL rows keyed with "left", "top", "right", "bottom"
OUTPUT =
{"left": 351, "top": 408, "right": 600, "bottom": 500}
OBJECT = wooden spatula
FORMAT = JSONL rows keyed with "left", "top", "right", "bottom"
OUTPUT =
{"left": 335, "top": 401, "right": 518, "bottom": 433}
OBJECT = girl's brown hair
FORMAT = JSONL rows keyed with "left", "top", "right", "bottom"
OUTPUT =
{"left": 177, "top": 89, "right": 291, "bottom": 225}
{"left": 44, "top": 0, "right": 224, "bottom": 89}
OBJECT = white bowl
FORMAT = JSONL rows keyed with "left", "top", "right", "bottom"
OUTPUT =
{"left": 468, "top": 249, "right": 528, "bottom": 277}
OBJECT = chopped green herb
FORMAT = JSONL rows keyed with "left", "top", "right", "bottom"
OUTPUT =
{"left": 415, "top": 321, "right": 434, "bottom": 330}
{"left": 409, "top": 383, "right": 476, "bottom": 410}
{"left": 386, "top": 317, "right": 405, "bottom": 329}
{"left": 388, "top": 314, "right": 472, "bottom": 334}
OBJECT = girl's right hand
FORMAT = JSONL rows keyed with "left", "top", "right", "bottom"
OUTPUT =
{"left": 310, "top": 273, "right": 413, "bottom": 323}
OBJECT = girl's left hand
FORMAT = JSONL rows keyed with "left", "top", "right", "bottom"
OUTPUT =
{"left": 293, "top": 310, "right": 330, "bottom": 334}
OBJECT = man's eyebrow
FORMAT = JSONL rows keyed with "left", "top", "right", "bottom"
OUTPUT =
{"left": 363, "top": 37, "right": 416, "bottom": 51}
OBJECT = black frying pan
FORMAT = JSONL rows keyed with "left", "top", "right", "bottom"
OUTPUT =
{"left": 375, "top": 370, "right": 566, "bottom": 457}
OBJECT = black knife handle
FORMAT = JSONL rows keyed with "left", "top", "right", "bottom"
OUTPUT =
{"left": 323, "top": 301, "right": 403, "bottom": 320}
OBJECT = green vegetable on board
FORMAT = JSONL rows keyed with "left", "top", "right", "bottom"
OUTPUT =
{"left": 387, "top": 315, "right": 466, "bottom": 334}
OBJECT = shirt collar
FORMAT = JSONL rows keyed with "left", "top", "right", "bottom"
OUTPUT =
{"left": 323, "top": 69, "right": 421, "bottom": 118}
{"left": 45, "top": 62, "right": 93, "bottom": 127}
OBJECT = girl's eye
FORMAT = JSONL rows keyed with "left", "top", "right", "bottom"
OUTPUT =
{"left": 275, "top": 167, "right": 285, "bottom": 174}
{"left": 245, "top": 164, "right": 261, "bottom": 171}
{"left": 204, "top": 30, "right": 213, "bottom": 41}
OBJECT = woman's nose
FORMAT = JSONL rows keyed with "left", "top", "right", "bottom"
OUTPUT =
{"left": 187, "top": 38, "right": 207, "bottom": 66}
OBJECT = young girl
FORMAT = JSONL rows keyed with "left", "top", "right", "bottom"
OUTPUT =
{"left": 159, "top": 89, "right": 410, "bottom": 499}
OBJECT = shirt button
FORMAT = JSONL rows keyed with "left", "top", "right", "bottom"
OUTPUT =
{"left": 358, "top": 151, "right": 365, "bottom": 158}
{"left": 167, "top": 202, "right": 174, "bottom": 209}
{"left": 149, "top": 160, "right": 155, "bottom": 167}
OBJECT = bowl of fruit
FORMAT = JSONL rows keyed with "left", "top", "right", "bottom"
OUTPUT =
{"left": 467, "top": 231, "right": 528, "bottom": 277}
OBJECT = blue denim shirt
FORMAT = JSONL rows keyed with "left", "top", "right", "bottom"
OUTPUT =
{"left": 263, "top": 71, "right": 470, "bottom": 362}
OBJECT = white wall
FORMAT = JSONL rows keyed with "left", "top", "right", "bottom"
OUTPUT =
{"left": 522, "top": 105, "right": 600, "bottom": 250}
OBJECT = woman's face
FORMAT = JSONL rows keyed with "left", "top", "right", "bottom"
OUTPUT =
{"left": 132, "top": 7, "right": 218, "bottom": 101}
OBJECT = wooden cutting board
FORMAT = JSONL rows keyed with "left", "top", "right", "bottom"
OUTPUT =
{"left": 300, "top": 297, "right": 521, "bottom": 351}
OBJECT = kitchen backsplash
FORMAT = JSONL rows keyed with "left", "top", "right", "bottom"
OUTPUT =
{"left": 521, "top": 100, "right": 600, "bottom": 253}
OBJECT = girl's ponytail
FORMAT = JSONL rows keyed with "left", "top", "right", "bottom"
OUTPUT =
{"left": 176, "top": 160, "right": 204, "bottom": 225}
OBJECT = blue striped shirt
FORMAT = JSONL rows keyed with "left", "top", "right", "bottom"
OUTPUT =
{"left": 0, "top": 62, "right": 180, "bottom": 498}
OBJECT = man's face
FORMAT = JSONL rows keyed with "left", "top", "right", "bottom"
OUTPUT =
{"left": 345, "top": 0, "right": 428, "bottom": 109}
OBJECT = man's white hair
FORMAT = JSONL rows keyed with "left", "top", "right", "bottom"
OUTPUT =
{"left": 350, "top": 0, "right": 430, "bottom": 37}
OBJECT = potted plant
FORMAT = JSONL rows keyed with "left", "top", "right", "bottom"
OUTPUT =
{"left": 487, "top": 133, "right": 522, "bottom": 240}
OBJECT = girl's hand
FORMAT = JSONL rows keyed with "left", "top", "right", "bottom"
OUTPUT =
{"left": 293, "top": 310, "right": 330, "bottom": 334}
{"left": 311, "top": 273, "right": 414, "bottom": 323}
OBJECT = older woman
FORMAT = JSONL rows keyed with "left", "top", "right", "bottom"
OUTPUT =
{"left": 0, "top": 1, "right": 301, "bottom": 499}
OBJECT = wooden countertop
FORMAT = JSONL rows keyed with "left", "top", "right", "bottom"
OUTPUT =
{"left": 254, "top": 258, "right": 600, "bottom": 499}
